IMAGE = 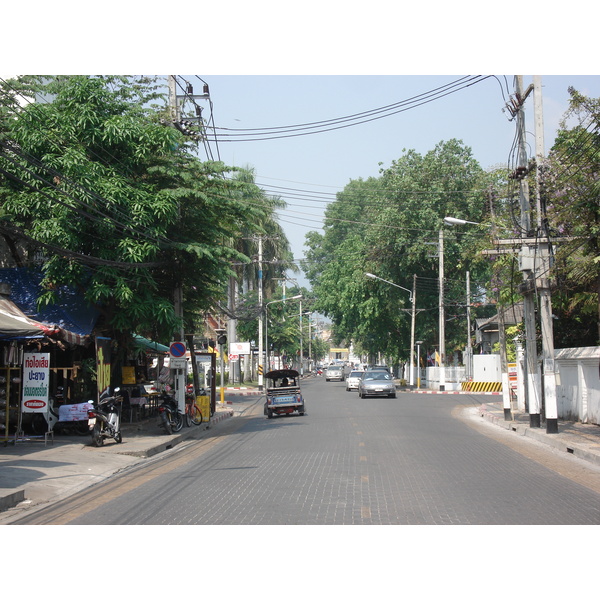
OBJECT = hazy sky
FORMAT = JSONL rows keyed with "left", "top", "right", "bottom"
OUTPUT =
{"left": 190, "top": 74, "right": 600, "bottom": 284}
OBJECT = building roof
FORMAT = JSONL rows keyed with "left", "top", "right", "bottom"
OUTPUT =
{"left": 476, "top": 303, "right": 524, "bottom": 330}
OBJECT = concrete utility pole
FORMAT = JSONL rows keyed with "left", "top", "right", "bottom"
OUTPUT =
{"left": 515, "top": 75, "right": 542, "bottom": 428}
{"left": 409, "top": 274, "right": 417, "bottom": 386}
{"left": 533, "top": 75, "right": 559, "bottom": 433}
{"left": 438, "top": 227, "right": 446, "bottom": 391}
{"left": 257, "top": 236, "right": 264, "bottom": 390}
{"left": 168, "top": 76, "right": 184, "bottom": 341}
{"left": 488, "top": 190, "right": 512, "bottom": 420}
{"left": 465, "top": 271, "right": 473, "bottom": 382}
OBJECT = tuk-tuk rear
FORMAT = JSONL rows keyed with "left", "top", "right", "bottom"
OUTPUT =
{"left": 264, "top": 369, "right": 305, "bottom": 418}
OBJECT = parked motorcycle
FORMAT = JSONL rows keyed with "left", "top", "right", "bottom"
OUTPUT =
{"left": 158, "top": 391, "right": 183, "bottom": 435}
{"left": 88, "top": 387, "right": 123, "bottom": 447}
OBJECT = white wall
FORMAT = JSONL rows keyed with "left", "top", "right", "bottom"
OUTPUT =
{"left": 555, "top": 346, "right": 600, "bottom": 424}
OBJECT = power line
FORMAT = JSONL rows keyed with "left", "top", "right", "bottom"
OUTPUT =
{"left": 208, "top": 76, "right": 492, "bottom": 142}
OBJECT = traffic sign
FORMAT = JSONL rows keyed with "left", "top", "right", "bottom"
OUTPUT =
{"left": 170, "top": 342, "right": 186, "bottom": 357}
{"left": 228, "top": 354, "right": 239, "bottom": 362}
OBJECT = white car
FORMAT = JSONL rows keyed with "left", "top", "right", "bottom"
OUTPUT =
{"left": 345, "top": 370, "right": 364, "bottom": 392}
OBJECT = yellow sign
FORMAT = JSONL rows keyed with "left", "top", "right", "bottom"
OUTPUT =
{"left": 122, "top": 366, "right": 136, "bottom": 385}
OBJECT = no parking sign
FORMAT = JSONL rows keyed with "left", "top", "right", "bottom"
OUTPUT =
{"left": 170, "top": 342, "right": 186, "bottom": 358}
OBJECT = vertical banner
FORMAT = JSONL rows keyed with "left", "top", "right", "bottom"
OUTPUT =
{"left": 96, "top": 337, "right": 111, "bottom": 401}
{"left": 22, "top": 352, "right": 50, "bottom": 414}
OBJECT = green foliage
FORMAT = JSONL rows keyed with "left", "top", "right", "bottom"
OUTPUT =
{"left": 304, "top": 139, "right": 495, "bottom": 362}
{"left": 0, "top": 76, "right": 282, "bottom": 342}
{"left": 544, "top": 87, "right": 600, "bottom": 346}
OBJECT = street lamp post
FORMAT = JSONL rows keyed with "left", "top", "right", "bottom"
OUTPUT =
{"left": 365, "top": 272, "right": 415, "bottom": 384}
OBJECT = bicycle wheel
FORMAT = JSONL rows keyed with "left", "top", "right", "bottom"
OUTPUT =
{"left": 190, "top": 404, "right": 203, "bottom": 425}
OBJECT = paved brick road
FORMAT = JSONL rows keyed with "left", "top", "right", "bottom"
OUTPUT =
{"left": 64, "top": 378, "right": 600, "bottom": 525}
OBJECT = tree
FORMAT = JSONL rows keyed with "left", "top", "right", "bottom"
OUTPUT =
{"left": 544, "top": 87, "right": 600, "bottom": 345}
{"left": 304, "top": 140, "right": 494, "bottom": 364}
{"left": 0, "top": 76, "right": 280, "bottom": 345}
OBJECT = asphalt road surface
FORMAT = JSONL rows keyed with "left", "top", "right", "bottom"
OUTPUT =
{"left": 13, "top": 376, "right": 600, "bottom": 525}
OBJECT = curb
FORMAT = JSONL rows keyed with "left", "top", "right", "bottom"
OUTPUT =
{"left": 478, "top": 403, "right": 600, "bottom": 468}
{"left": 0, "top": 490, "right": 24, "bottom": 512}
{"left": 397, "top": 387, "right": 502, "bottom": 395}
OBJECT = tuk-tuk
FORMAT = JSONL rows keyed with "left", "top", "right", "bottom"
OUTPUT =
{"left": 263, "top": 369, "right": 305, "bottom": 419}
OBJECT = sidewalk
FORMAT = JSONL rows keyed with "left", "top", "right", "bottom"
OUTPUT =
{"left": 477, "top": 401, "right": 600, "bottom": 468}
{"left": 0, "top": 389, "right": 263, "bottom": 522}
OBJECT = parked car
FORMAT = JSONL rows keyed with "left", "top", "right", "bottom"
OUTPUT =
{"left": 345, "top": 370, "right": 364, "bottom": 392}
{"left": 358, "top": 370, "right": 397, "bottom": 398}
{"left": 325, "top": 365, "right": 345, "bottom": 381}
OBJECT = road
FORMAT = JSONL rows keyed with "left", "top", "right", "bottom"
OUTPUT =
{"left": 12, "top": 377, "right": 600, "bottom": 525}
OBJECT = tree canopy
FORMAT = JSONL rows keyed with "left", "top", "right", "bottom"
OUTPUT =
{"left": 304, "top": 139, "right": 497, "bottom": 363}
{"left": 0, "top": 75, "right": 289, "bottom": 343}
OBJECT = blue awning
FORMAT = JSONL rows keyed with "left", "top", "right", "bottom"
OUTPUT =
{"left": 0, "top": 268, "right": 99, "bottom": 345}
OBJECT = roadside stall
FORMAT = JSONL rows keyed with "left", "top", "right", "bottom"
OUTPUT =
{"left": 0, "top": 271, "right": 98, "bottom": 442}
{"left": 117, "top": 335, "right": 169, "bottom": 421}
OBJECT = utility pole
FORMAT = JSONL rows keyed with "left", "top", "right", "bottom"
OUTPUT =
{"left": 515, "top": 75, "right": 542, "bottom": 428}
{"left": 489, "top": 189, "right": 512, "bottom": 420}
{"left": 168, "top": 76, "right": 184, "bottom": 341}
{"left": 438, "top": 227, "right": 446, "bottom": 391}
{"left": 409, "top": 274, "right": 417, "bottom": 386}
{"left": 534, "top": 75, "right": 559, "bottom": 433}
{"left": 299, "top": 300, "right": 303, "bottom": 375}
{"left": 465, "top": 271, "right": 473, "bottom": 382}
{"left": 257, "top": 236, "right": 264, "bottom": 391}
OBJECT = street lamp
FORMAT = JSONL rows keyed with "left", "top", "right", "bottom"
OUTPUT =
{"left": 443, "top": 216, "right": 480, "bottom": 226}
{"left": 365, "top": 272, "right": 416, "bottom": 385}
{"left": 265, "top": 295, "right": 302, "bottom": 371}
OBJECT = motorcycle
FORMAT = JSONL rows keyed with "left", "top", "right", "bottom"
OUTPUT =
{"left": 88, "top": 387, "right": 123, "bottom": 447}
{"left": 158, "top": 391, "right": 184, "bottom": 435}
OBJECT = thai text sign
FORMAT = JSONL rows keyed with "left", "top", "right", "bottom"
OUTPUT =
{"left": 22, "top": 352, "right": 50, "bottom": 413}
{"left": 96, "top": 337, "right": 111, "bottom": 400}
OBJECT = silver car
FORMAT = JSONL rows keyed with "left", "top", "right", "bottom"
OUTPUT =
{"left": 325, "top": 365, "right": 345, "bottom": 381}
{"left": 345, "top": 370, "right": 364, "bottom": 392}
{"left": 358, "top": 370, "right": 397, "bottom": 398}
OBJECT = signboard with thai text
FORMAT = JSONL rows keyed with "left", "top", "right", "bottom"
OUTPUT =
{"left": 22, "top": 352, "right": 50, "bottom": 414}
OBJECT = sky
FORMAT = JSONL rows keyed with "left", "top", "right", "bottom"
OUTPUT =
{"left": 7, "top": 3, "right": 599, "bottom": 292}
{"left": 190, "top": 73, "right": 600, "bottom": 287}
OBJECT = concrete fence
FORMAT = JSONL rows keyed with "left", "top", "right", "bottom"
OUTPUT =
{"left": 420, "top": 348, "right": 600, "bottom": 425}
{"left": 554, "top": 346, "right": 600, "bottom": 424}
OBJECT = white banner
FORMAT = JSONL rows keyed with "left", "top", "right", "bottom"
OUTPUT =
{"left": 22, "top": 352, "right": 50, "bottom": 414}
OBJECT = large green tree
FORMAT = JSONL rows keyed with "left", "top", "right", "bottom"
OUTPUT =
{"left": 544, "top": 87, "right": 600, "bottom": 345}
{"left": 304, "top": 139, "right": 495, "bottom": 364}
{"left": 0, "top": 75, "right": 279, "bottom": 344}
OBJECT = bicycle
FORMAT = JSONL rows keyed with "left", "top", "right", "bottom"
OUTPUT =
{"left": 184, "top": 396, "right": 203, "bottom": 426}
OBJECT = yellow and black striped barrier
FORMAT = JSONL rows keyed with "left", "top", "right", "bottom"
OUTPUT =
{"left": 258, "top": 365, "right": 263, "bottom": 376}
{"left": 461, "top": 381, "right": 502, "bottom": 393}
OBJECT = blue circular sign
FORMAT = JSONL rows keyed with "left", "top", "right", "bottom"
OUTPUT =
{"left": 170, "top": 342, "right": 186, "bottom": 357}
